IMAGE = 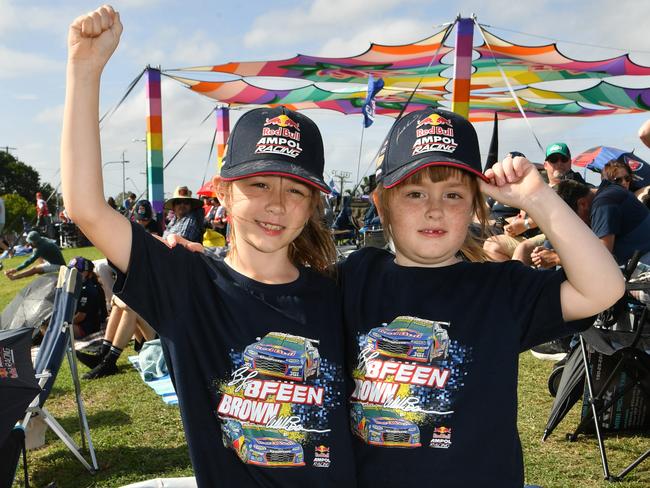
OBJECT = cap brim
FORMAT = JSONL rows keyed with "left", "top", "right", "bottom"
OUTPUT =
{"left": 546, "top": 151, "right": 571, "bottom": 160}
{"left": 164, "top": 198, "right": 203, "bottom": 211}
{"left": 382, "top": 156, "right": 489, "bottom": 189}
{"left": 220, "top": 160, "right": 331, "bottom": 193}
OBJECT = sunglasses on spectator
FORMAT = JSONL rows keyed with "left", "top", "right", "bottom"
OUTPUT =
{"left": 547, "top": 154, "right": 569, "bottom": 164}
{"left": 613, "top": 175, "right": 632, "bottom": 184}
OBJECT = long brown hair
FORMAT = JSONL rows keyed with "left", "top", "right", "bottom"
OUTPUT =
{"left": 214, "top": 177, "right": 336, "bottom": 272}
{"left": 373, "top": 166, "right": 491, "bottom": 262}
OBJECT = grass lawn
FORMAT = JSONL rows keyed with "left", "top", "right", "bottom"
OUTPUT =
{"left": 2, "top": 249, "right": 648, "bottom": 487}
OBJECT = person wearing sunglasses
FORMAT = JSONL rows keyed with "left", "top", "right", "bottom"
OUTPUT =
{"left": 543, "top": 142, "right": 586, "bottom": 186}
{"left": 602, "top": 159, "right": 638, "bottom": 191}
{"left": 163, "top": 186, "right": 204, "bottom": 243}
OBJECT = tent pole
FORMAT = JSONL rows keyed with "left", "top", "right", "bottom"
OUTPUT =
{"left": 451, "top": 17, "right": 473, "bottom": 118}
{"left": 216, "top": 106, "right": 230, "bottom": 173}
{"left": 145, "top": 66, "right": 165, "bottom": 221}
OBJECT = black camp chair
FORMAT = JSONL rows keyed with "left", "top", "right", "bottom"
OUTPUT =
{"left": 543, "top": 253, "right": 650, "bottom": 481}
{"left": 21, "top": 266, "right": 99, "bottom": 474}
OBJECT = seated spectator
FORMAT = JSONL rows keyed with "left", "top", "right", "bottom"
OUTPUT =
{"left": 205, "top": 197, "right": 227, "bottom": 237}
{"left": 77, "top": 295, "right": 156, "bottom": 379}
{"left": 134, "top": 199, "right": 162, "bottom": 236}
{"left": 4, "top": 231, "right": 65, "bottom": 280}
{"left": 163, "top": 186, "right": 204, "bottom": 243}
{"left": 546, "top": 179, "right": 650, "bottom": 267}
{"left": 69, "top": 257, "right": 108, "bottom": 339}
{"left": 484, "top": 144, "right": 583, "bottom": 263}
{"left": 76, "top": 198, "right": 166, "bottom": 378}
{"left": 332, "top": 195, "right": 356, "bottom": 241}
{"left": 601, "top": 159, "right": 640, "bottom": 191}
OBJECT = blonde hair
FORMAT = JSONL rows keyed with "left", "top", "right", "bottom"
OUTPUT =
{"left": 374, "top": 166, "right": 490, "bottom": 263}
{"left": 214, "top": 177, "right": 336, "bottom": 273}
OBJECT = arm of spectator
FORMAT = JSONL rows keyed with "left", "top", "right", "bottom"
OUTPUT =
{"left": 639, "top": 119, "right": 650, "bottom": 148}
{"left": 482, "top": 156, "right": 624, "bottom": 321}
{"left": 531, "top": 246, "right": 561, "bottom": 269}
{"left": 60, "top": 6, "right": 131, "bottom": 273}
{"left": 600, "top": 234, "right": 615, "bottom": 253}
{"left": 73, "top": 311, "right": 87, "bottom": 324}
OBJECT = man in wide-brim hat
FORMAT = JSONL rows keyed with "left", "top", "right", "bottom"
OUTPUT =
{"left": 163, "top": 186, "right": 204, "bottom": 243}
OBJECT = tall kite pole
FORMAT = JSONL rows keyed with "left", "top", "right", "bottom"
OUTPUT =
{"left": 451, "top": 17, "right": 474, "bottom": 118}
{"left": 216, "top": 106, "right": 230, "bottom": 172}
{"left": 145, "top": 66, "right": 165, "bottom": 219}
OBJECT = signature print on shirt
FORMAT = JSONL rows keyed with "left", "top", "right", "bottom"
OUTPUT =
{"left": 217, "top": 332, "right": 343, "bottom": 467}
{"left": 351, "top": 316, "right": 471, "bottom": 449}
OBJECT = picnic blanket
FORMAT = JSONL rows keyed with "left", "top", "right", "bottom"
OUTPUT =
{"left": 128, "top": 355, "right": 178, "bottom": 406}
{"left": 120, "top": 477, "right": 197, "bottom": 487}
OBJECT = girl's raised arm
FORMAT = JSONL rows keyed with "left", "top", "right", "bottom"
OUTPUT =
{"left": 61, "top": 5, "right": 131, "bottom": 273}
{"left": 482, "top": 156, "right": 625, "bottom": 322}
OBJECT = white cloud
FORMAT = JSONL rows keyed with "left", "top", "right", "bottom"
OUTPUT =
{"left": 0, "top": 0, "right": 79, "bottom": 39}
{"left": 35, "top": 104, "right": 64, "bottom": 124}
{"left": 98, "top": 77, "right": 222, "bottom": 196}
{"left": 318, "top": 19, "right": 434, "bottom": 57}
{"left": 14, "top": 93, "right": 38, "bottom": 100}
{"left": 0, "top": 45, "right": 63, "bottom": 79}
{"left": 244, "top": 0, "right": 417, "bottom": 49}
{"left": 122, "top": 27, "right": 221, "bottom": 68}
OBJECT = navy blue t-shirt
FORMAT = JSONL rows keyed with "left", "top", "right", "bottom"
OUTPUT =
{"left": 76, "top": 279, "right": 103, "bottom": 336}
{"left": 591, "top": 180, "right": 650, "bottom": 264}
{"left": 339, "top": 247, "right": 592, "bottom": 488}
{"left": 112, "top": 222, "right": 356, "bottom": 488}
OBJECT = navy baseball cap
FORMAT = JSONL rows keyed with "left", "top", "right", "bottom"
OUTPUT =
{"left": 220, "top": 106, "right": 330, "bottom": 193}
{"left": 375, "top": 108, "right": 488, "bottom": 188}
{"left": 68, "top": 256, "right": 94, "bottom": 273}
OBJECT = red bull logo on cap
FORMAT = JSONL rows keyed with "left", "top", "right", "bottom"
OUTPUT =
{"left": 417, "top": 114, "right": 452, "bottom": 128}
{"left": 416, "top": 113, "right": 455, "bottom": 139}
{"left": 257, "top": 114, "right": 303, "bottom": 158}
{"left": 264, "top": 114, "right": 300, "bottom": 130}
{"left": 261, "top": 114, "right": 301, "bottom": 144}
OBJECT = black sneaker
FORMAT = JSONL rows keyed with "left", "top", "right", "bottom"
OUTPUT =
{"left": 82, "top": 357, "right": 118, "bottom": 379}
{"left": 531, "top": 337, "right": 571, "bottom": 361}
{"left": 76, "top": 350, "right": 104, "bottom": 369}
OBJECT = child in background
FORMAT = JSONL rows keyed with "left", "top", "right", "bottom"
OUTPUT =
{"left": 339, "top": 108, "right": 624, "bottom": 488}
{"left": 61, "top": 6, "right": 355, "bottom": 487}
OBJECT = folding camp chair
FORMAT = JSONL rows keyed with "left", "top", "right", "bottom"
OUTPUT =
{"left": 543, "top": 253, "right": 650, "bottom": 482}
{"left": 21, "top": 266, "right": 99, "bottom": 473}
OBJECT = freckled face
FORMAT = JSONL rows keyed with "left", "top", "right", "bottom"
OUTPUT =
{"left": 387, "top": 174, "right": 475, "bottom": 267}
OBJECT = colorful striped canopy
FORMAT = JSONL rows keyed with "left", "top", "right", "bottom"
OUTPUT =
{"left": 164, "top": 25, "right": 650, "bottom": 122}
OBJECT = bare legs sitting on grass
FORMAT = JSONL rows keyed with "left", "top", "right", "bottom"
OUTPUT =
{"left": 77, "top": 296, "right": 156, "bottom": 379}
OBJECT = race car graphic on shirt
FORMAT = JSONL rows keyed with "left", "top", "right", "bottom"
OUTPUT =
{"left": 217, "top": 332, "right": 343, "bottom": 468}
{"left": 221, "top": 419, "right": 305, "bottom": 467}
{"left": 352, "top": 316, "right": 471, "bottom": 449}
{"left": 366, "top": 316, "right": 449, "bottom": 363}
{"left": 350, "top": 403, "right": 421, "bottom": 448}
{"left": 243, "top": 332, "right": 321, "bottom": 381}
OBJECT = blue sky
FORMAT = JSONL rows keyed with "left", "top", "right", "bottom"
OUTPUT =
{"left": 2, "top": 0, "right": 650, "bottom": 198}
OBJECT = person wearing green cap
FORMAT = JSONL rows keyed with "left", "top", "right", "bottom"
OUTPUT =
{"left": 544, "top": 142, "right": 586, "bottom": 185}
{"left": 4, "top": 230, "right": 65, "bottom": 281}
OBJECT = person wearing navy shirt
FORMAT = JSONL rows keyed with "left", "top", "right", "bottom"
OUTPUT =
{"left": 590, "top": 179, "right": 650, "bottom": 265}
